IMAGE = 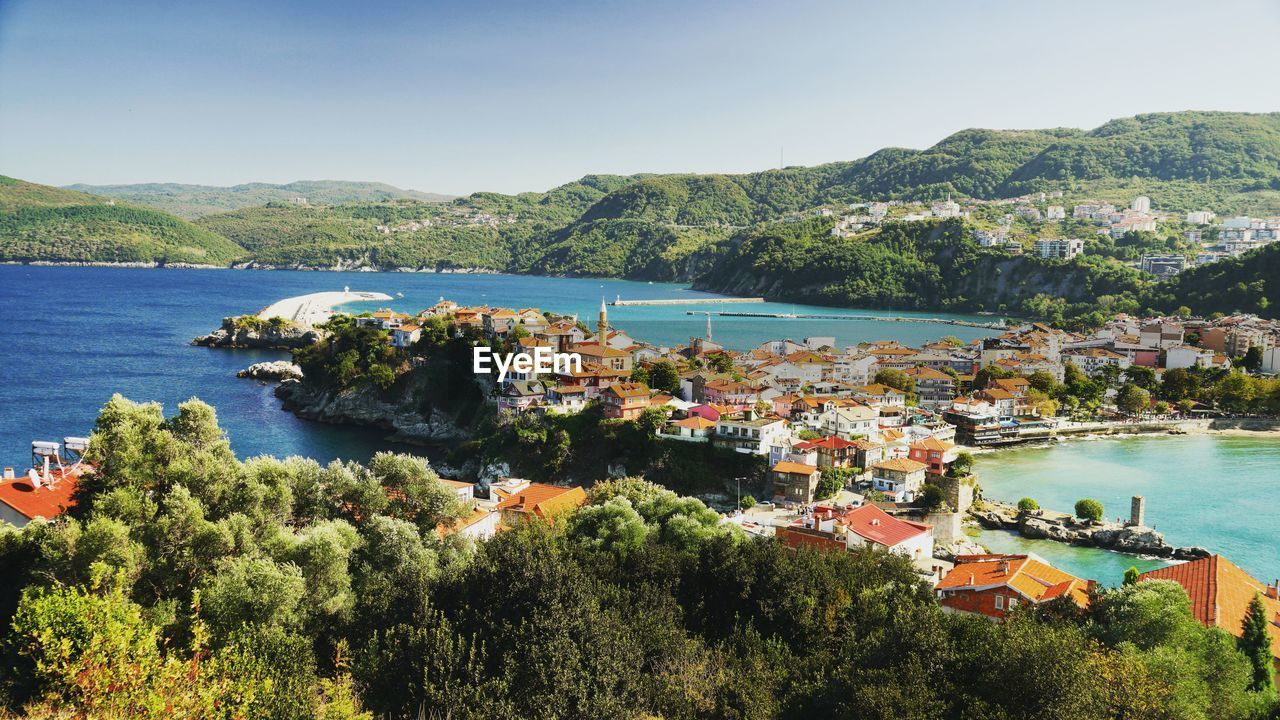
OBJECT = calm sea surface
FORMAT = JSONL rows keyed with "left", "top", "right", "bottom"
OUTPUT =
{"left": 0, "top": 265, "right": 995, "bottom": 466}
{"left": 1, "top": 265, "right": 1274, "bottom": 583}
{"left": 974, "top": 435, "right": 1280, "bottom": 582}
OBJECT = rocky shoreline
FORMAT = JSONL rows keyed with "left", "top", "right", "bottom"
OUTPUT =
{"left": 972, "top": 500, "right": 1210, "bottom": 561}
{"left": 237, "top": 361, "right": 303, "bottom": 381}
{"left": 193, "top": 316, "right": 322, "bottom": 350}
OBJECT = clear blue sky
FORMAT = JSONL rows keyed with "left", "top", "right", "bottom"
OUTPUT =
{"left": 2, "top": 0, "right": 1278, "bottom": 195}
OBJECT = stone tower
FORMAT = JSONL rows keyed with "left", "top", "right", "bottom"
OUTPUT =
{"left": 1130, "top": 496, "right": 1146, "bottom": 527}
{"left": 597, "top": 297, "right": 608, "bottom": 341}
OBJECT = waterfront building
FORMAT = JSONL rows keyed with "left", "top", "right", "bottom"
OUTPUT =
{"left": 936, "top": 554, "right": 1093, "bottom": 620}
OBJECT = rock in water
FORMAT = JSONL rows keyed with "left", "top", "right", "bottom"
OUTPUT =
{"left": 237, "top": 361, "right": 304, "bottom": 381}
{"left": 194, "top": 316, "right": 322, "bottom": 349}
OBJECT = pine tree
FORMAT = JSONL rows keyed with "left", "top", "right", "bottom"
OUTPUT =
{"left": 1238, "top": 593, "right": 1276, "bottom": 693}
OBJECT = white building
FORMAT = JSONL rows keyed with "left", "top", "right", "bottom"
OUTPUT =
{"left": 1045, "top": 205, "right": 1066, "bottom": 220}
{"left": 1165, "top": 345, "right": 1215, "bottom": 370}
{"left": 1130, "top": 196, "right": 1151, "bottom": 213}
{"left": 1034, "top": 238, "right": 1085, "bottom": 260}
{"left": 1186, "top": 210, "right": 1215, "bottom": 225}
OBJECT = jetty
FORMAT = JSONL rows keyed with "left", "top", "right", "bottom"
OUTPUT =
{"left": 610, "top": 297, "right": 765, "bottom": 306}
{"left": 688, "top": 310, "right": 1006, "bottom": 330}
{"left": 258, "top": 289, "right": 393, "bottom": 327}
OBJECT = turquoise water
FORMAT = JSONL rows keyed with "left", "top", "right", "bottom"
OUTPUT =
{"left": 974, "top": 435, "right": 1280, "bottom": 582}
{"left": 0, "top": 265, "right": 996, "bottom": 467}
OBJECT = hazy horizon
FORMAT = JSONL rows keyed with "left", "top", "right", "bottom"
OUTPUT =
{"left": 3, "top": 0, "right": 1279, "bottom": 195}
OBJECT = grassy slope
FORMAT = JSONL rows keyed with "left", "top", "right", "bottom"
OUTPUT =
{"left": 0, "top": 175, "right": 246, "bottom": 264}
{"left": 67, "top": 180, "right": 456, "bottom": 219}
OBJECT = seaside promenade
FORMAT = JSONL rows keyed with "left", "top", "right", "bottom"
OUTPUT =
{"left": 258, "top": 289, "right": 392, "bottom": 327}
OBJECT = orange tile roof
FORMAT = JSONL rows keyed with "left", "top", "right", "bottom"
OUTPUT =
{"left": 909, "top": 436, "right": 955, "bottom": 452}
{"left": 772, "top": 461, "right": 818, "bottom": 475}
{"left": 671, "top": 416, "right": 716, "bottom": 430}
{"left": 939, "top": 554, "right": 1091, "bottom": 608}
{"left": 1140, "top": 555, "right": 1280, "bottom": 659}
{"left": 0, "top": 466, "right": 81, "bottom": 521}
{"left": 872, "top": 458, "right": 926, "bottom": 473}
{"left": 495, "top": 484, "right": 587, "bottom": 519}
{"left": 604, "top": 381, "right": 651, "bottom": 399}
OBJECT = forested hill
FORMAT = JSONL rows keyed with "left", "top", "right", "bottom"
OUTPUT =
{"left": 5, "top": 111, "right": 1280, "bottom": 322}
{"left": 67, "top": 180, "right": 457, "bottom": 219}
{"left": 0, "top": 176, "right": 247, "bottom": 265}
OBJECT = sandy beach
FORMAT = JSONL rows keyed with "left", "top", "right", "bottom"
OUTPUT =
{"left": 258, "top": 289, "right": 393, "bottom": 327}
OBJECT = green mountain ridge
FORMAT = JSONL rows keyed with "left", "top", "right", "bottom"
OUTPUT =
{"left": 0, "top": 176, "right": 247, "bottom": 265}
{"left": 66, "top": 179, "right": 456, "bottom": 219}
{"left": 5, "top": 111, "right": 1280, "bottom": 322}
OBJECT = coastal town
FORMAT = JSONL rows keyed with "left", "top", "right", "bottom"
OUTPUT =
{"left": 827, "top": 191, "right": 1279, "bottom": 277}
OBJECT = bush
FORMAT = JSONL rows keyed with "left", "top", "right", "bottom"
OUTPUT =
{"left": 740, "top": 495, "right": 756, "bottom": 510}
{"left": 1017, "top": 497, "right": 1039, "bottom": 512}
{"left": 1074, "top": 498, "right": 1104, "bottom": 522}
{"left": 918, "top": 483, "right": 946, "bottom": 511}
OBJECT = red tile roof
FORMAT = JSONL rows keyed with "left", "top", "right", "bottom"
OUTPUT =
{"left": 939, "top": 554, "right": 1092, "bottom": 608}
{"left": 1139, "top": 555, "right": 1280, "bottom": 659}
{"left": 837, "top": 504, "right": 929, "bottom": 548}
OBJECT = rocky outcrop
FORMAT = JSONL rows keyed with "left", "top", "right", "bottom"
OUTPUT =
{"left": 237, "top": 361, "right": 303, "bottom": 381}
{"left": 275, "top": 377, "right": 472, "bottom": 446}
{"left": 193, "top": 316, "right": 322, "bottom": 349}
{"left": 974, "top": 501, "right": 1208, "bottom": 559}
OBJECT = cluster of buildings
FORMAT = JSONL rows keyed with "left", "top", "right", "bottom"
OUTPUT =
{"left": 373, "top": 206, "right": 519, "bottom": 234}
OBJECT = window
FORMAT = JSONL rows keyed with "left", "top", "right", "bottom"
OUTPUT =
{"left": 994, "top": 595, "right": 1004, "bottom": 610}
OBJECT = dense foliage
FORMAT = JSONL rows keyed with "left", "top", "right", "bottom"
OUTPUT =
{"left": 1, "top": 403, "right": 1276, "bottom": 719}
{"left": 0, "top": 178, "right": 246, "bottom": 265}
{"left": 67, "top": 180, "right": 454, "bottom": 219}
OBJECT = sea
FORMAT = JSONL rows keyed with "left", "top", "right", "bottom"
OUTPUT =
{"left": 1, "top": 264, "right": 1276, "bottom": 584}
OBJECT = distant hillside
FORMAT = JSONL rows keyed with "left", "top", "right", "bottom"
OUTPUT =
{"left": 1151, "top": 242, "right": 1280, "bottom": 318}
{"left": 8, "top": 111, "right": 1280, "bottom": 324}
{"left": 0, "top": 176, "right": 246, "bottom": 265}
{"left": 691, "top": 218, "right": 1155, "bottom": 325}
{"left": 66, "top": 180, "right": 456, "bottom": 218}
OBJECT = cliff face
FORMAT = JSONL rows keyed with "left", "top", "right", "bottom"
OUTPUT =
{"left": 193, "top": 316, "right": 322, "bottom": 349}
{"left": 274, "top": 342, "right": 494, "bottom": 448}
{"left": 275, "top": 376, "right": 473, "bottom": 445}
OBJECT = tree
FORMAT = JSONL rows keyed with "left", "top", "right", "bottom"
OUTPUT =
{"left": 630, "top": 365, "right": 651, "bottom": 385}
{"left": 1123, "top": 566, "right": 1140, "bottom": 585}
{"left": 1116, "top": 384, "right": 1151, "bottom": 416}
{"left": 918, "top": 483, "right": 946, "bottom": 511}
{"left": 1241, "top": 346, "right": 1263, "bottom": 371}
{"left": 740, "top": 495, "right": 756, "bottom": 510}
{"left": 1017, "top": 497, "right": 1040, "bottom": 513}
{"left": 816, "top": 467, "right": 846, "bottom": 501}
{"left": 874, "top": 368, "right": 915, "bottom": 394}
{"left": 974, "top": 365, "right": 1016, "bottom": 390}
{"left": 948, "top": 451, "right": 974, "bottom": 478}
{"left": 1075, "top": 498, "right": 1104, "bottom": 522}
{"left": 1239, "top": 593, "right": 1276, "bottom": 693}
{"left": 648, "top": 360, "right": 680, "bottom": 395}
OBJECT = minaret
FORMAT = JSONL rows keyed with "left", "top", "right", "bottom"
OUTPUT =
{"left": 597, "top": 297, "right": 608, "bottom": 342}
{"left": 706, "top": 313, "right": 713, "bottom": 341}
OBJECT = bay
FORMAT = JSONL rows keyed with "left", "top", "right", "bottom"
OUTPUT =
{"left": 973, "top": 435, "right": 1280, "bottom": 582}
{"left": 0, "top": 264, "right": 996, "bottom": 466}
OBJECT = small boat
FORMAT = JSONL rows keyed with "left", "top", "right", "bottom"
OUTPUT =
{"left": 395, "top": 292, "right": 404, "bottom": 298}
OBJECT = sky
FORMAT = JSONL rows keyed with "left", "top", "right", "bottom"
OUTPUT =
{"left": 2, "top": 0, "right": 1279, "bottom": 196}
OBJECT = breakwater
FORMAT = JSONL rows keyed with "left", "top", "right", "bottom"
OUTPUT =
{"left": 611, "top": 297, "right": 765, "bottom": 306}
{"left": 690, "top": 310, "right": 1007, "bottom": 329}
